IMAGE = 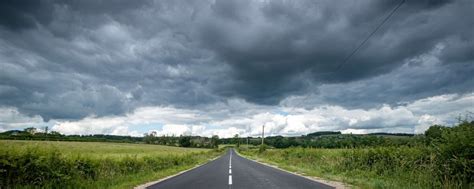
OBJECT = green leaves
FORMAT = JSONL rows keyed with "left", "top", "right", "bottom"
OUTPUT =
{"left": 0, "top": 142, "right": 220, "bottom": 188}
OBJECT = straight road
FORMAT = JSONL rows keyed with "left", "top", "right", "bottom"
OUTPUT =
{"left": 147, "top": 149, "right": 333, "bottom": 189}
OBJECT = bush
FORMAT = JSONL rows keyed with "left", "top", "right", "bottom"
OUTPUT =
{"left": 0, "top": 146, "right": 217, "bottom": 188}
{"left": 432, "top": 121, "right": 473, "bottom": 187}
{"left": 240, "top": 121, "right": 473, "bottom": 188}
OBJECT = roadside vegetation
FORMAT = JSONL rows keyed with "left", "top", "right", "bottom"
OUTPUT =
{"left": 0, "top": 128, "right": 220, "bottom": 149}
{"left": 0, "top": 140, "right": 222, "bottom": 188}
{"left": 239, "top": 120, "right": 473, "bottom": 189}
{"left": 1, "top": 118, "right": 471, "bottom": 188}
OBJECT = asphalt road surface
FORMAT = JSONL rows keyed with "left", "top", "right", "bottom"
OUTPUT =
{"left": 147, "top": 149, "right": 334, "bottom": 189}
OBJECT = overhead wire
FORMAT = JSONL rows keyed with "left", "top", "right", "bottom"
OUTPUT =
{"left": 335, "top": 0, "right": 406, "bottom": 71}
{"left": 283, "top": 0, "right": 406, "bottom": 126}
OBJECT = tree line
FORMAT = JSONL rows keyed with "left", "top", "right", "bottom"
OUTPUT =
{"left": 143, "top": 131, "right": 219, "bottom": 148}
{"left": 1, "top": 119, "right": 472, "bottom": 150}
{"left": 0, "top": 127, "right": 220, "bottom": 148}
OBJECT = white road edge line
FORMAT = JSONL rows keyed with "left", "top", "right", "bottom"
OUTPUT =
{"left": 134, "top": 155, "right": 221, "bottom": 189}
{"left": 233, "top": 150, "right": 349, "bottom": 189}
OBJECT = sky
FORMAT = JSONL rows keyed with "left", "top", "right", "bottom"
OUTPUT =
{"left": 0, "top": 0, "right": 473, "bottom": 138}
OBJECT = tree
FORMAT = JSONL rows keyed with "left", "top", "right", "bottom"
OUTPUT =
{"left": 144, "top": 133, "right": 155, "bottom": 144}
{"left": 433, "top": 121, "right": 473, "bottom": 185}
{"left": 24, "top": 127, "right": 37, "bottom": 135}
{"left": 233, "top": 134, "right": 240, "bottom": 148}
{"left": 211, "top": 135, "right": 220, "bottom": 149}
{"left": 425, "top": 125, "right": 445, "bottom": 144}
{"left": 49, "top": 131, "right": 62, "bottom": 136}
{"left": 179, "top": 136, "right": 192, "bottom": 147}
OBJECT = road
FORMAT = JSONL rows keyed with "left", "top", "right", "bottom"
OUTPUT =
{"left": 147, "top": 149, "right": 334, "bottom": 189}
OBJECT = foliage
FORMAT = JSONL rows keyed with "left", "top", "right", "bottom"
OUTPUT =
{"left": 240, "top": 121, "right": 473, "bottom": 188}
{"left": 211, "top": 135, "right": 220, "bottom": 149}
{"left": 306, "top": 131, "right": 341, "bottom": 137}
{"left": 424, "top": 125, "right": 446, "bottom": 144}
{"left": 0, "top": 129, "right": 220, "bottom": 149}
{"left": 143, "top": 134, "right": 218, "bottom": 148}
{"left": 0, "top": 140, "right": 221, "bottom": 188}
{"left": 0, "top": 130, "right": 144, "bottom": 144}
{"left": 233, "top": 134, "right": 240, "bottom": 148}
{"left": 220, "top": 132, "right": 422, "bottom": 149}
{"left": 178, "top": 136, "right": 192, "bottom": 147}
{"left": 429, "top": 121, "right": 473, "bottom": 187}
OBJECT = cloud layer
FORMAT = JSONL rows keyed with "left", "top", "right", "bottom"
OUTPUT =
{"left": 2, "top": 92, "right": 471, "bottom": 137}
{"left": 0, "top": 0, "right": 473, "bottom": 136}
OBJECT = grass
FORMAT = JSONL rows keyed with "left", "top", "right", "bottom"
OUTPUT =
{"left": 1, "top": 140, "right": 209, "bottom": 158}
{"left": 0, "top": 140, "right": 222, "bottom": 188}
{"left": 218, "top": 144, "right": 236, "bottom": 149}
{"left": 239, "top": 146, "right": 470, "bottom": 189}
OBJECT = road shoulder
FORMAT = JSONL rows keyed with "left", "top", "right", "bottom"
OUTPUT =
{"left": 234, "top": 149, "right": 351, "bottom": 189}
{"left": 134, "top": 155, "right": 222, "bottom": 189}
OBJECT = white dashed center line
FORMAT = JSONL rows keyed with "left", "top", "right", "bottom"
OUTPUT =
{"left": 229, "top": 150, "right": 233, "bottom": 186}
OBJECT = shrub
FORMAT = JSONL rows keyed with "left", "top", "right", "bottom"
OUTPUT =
{"left": 0, "top": 145, "right": 217, "bottom": 188}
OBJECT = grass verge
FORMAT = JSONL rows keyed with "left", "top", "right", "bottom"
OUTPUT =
{"left": 0, "top": 140, "right": 223, "bottom": 188}
{"left": 239, "top": 146, "right": 470, "bottom": 189}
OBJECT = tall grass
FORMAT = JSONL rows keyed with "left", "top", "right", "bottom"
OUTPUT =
{"left": 240, "top": 146, "right": 471, "bottom": 188}
{"left": 240, "top": 121, "right": 473, "bottom": 189}
{"left": 0, "top": 140, "right": 221, "bottom": 188}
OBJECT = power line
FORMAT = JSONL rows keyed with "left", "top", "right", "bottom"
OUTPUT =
{"left": 284, "top": 0, "right": 406, "bottom": 124}
{"left": 335, "top": 0, "right": 406, "bottom": 71}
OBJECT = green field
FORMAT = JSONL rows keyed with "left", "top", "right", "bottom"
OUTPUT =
{"left": 239, "top": 121, "right": 473, "bottom": 189}
{"left": 240, "top": 147, "right": 431, "bottom": 188}
{"left": 0, "top": 140, "right": 222, "bottom": 188}
{"left": 240, "top": 145, "right": 471, "bottom": 189}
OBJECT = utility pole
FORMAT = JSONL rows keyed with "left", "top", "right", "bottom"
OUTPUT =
{"left": 261, "top": 124, "right": 265, "bottom": 146}
{"left": 247, "top": 136, "right": 249, "bottom": 149}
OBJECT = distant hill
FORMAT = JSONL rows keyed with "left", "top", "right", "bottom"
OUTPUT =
{"left": 305, "top": 131, "right": 414, "bottom": 137}
{"left": 0, "top": 130, "right": 26, "bottom": 135}
{"left": 306, "top": 131, "right": 341, "bottom": 137}
{"left": 368, "top": 132, "right": 415, "bottom": 137}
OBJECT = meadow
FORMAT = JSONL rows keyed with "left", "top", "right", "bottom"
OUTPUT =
{"left": 0, "top": 140, "right": 222, "bottom": 188}
{"left": 240, "top": 147, "right": 436, "bottom": 188}
{"left": 239, "top": 121, "right": 473, "bottom": 189}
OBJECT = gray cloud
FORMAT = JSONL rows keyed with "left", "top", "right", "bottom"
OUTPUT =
{"left": 198, "top": 0, "right": 473, "bottom": 103}
{"left": 0, "top": 0, "right": 56, "bottom": 30}
{"left": 0, "top": 0, "right": 472, "bottom": 122}
{"left": 281, "top": 44, "right": 474, "bottom": 109}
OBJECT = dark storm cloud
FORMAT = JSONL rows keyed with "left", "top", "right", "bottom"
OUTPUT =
{"left": 199, "top": 0, "right": 473, "bottom": 104}
{"left": 0, "top": 0, "right": 152, "bottom": 30}
{"left": 0, "top": 0, "right": 56, "bottom": 30}
{"left": 0, "top": 0, "right": 472, "bottom": 121}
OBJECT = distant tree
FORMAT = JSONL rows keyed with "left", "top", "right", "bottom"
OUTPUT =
{"left": 233, "top": 134, "right": 240, "bottom": 148}
{"left": 49, "top": 131, "right": 62, "bottom": 136}
{"left": 211, "top": 135, "right": 220, "bottom": 149}
{"left": 425, "top": 125, "right": 445, "bottom": 144}
{"left": 24, "top": 127, "right": 37, "bottom": 135}
{"left": 179, "top": 136, "right": 192, "bottom": 147}
{"left": 143, "top": 133, "right": 154, "bottom": 144}
{"left": 306, "top": 131, "right": 341, "bottom": 137}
